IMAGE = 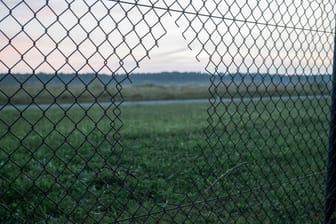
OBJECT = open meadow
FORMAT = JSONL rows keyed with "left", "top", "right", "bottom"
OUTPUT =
{"left": 0, "top": 73, "right": 330, "bottom": 105}
{"left": 0, "top": 96, "right": 330, "bottom": 223}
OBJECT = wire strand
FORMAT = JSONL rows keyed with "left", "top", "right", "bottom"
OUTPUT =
{"left": 108, "top": 0, "right": 334, "bottom": 34}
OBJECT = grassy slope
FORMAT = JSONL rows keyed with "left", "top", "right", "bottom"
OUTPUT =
{"left": 0, "top": 97, "right": 330, "bottom": 223}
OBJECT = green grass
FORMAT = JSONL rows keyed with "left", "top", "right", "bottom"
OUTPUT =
{"left": 0, "top": 97, "right": 331, "bottom": 223}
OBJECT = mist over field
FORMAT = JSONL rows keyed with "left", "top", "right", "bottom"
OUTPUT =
{"left": 0, "top": 72, "right": 331, "bottom": 86}
{"left": 0, "top": 72, "right": 331, "bottom": 105}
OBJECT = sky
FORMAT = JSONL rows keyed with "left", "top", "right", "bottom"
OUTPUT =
{"left": 0, "top": 0, "right": 335, "bottom": 75}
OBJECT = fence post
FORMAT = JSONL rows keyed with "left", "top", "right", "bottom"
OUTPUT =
{"left": 324, "top": 29, "right": 336, "bottom": 224}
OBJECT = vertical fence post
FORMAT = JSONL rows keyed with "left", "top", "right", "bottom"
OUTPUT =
{"left": 324, "top": 29, "right": 336, "bottom": 224}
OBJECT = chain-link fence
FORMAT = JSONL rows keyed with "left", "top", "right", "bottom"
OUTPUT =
{"left": 0, "top": 0, "right": 336, "bottom": 223}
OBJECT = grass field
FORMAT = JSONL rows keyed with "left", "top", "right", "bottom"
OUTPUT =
{"left": 0, "top": 81, "right": 330, "bottom": 105}
{"left": 0, "top": 97, "right": 331, "bottom": 223}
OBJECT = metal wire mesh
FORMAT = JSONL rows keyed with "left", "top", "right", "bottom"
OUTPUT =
{"left": 0, "top": 0, "right": 335, "bottom": 223}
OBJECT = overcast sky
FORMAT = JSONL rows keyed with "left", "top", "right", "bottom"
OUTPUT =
{"left": 0, "top": 0, "right": 335, "bottom": 75}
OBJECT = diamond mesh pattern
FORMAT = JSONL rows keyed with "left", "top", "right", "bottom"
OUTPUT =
{"left": 0, "top": 0, "right": 335, "bottom": 223}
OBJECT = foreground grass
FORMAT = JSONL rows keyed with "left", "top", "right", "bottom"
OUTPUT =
{"left": 0, "top": 97, "right": 331, "bottom": 223}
